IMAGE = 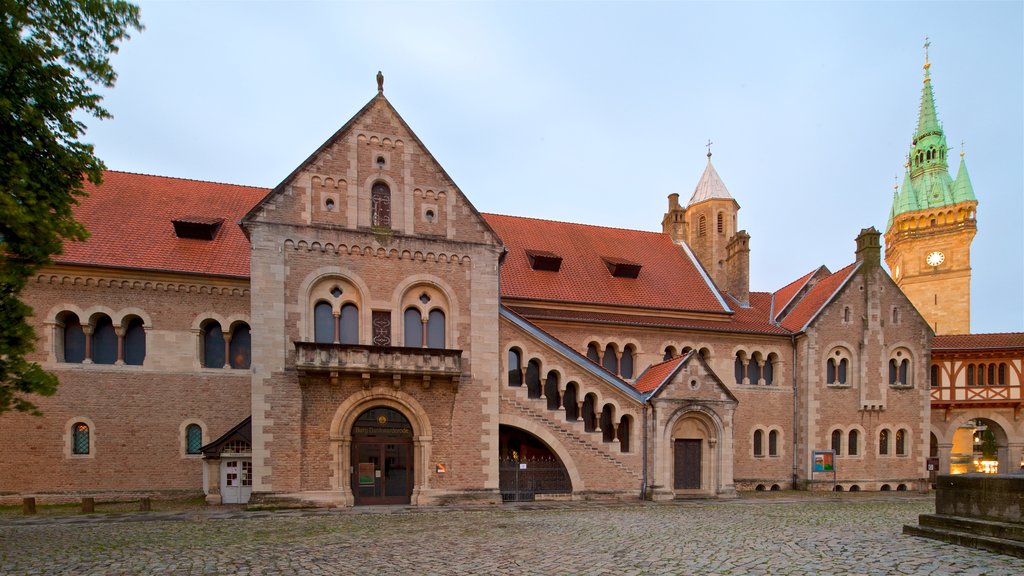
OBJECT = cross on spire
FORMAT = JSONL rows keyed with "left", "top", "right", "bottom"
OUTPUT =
{"left": 705, "top": 139, "right": 713, "bottom": 159}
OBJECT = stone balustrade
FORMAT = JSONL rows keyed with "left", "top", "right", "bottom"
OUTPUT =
{"left": 293, "top": 342, "right": 463, "bottom": 385}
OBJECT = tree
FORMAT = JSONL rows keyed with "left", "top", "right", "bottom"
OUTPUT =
{"left": 0, "top": 0, "right": 141, "bottom": 415}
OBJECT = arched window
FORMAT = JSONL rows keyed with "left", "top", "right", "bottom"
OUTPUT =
{"left": 602, "top": 344, "right": 618, "bottom": 374}
{"left": 340, "top": 303, "right": 359, "bottom": 345}
{"left": 618, "top": 415, "right": 631, "bottom": 452}
{"left": 72, "top": 422, "right": 90, "bottom": 455}
{"left": 768, "top": 430, "right": 779, "bottom": 456}
{"left": 998, "top": 363, "right": 1007, "bottom": 385}
{"left": 978, "top": 364, "right": 986, "bottom": 385}
{"left": 563, "top": 382, "right": 579, "bottom": 421}
{"left": 663, "top": 346, "right": 676, "bottom": 361}
{"left": 931, "top": 364, "right": 940, "bottom": 387}
{"left": 827, "top": 358, "right": 836, "bottom": 384}
{"left": 753, "top": 429, "right": 764, "bottom": 457}
{"left": 403, "top": 308, "right": 422, "bottom": 348}
{"left": 987, "top": 364, "right": 996, "bottom": 387}
{"left": 734, "top": 354, "right": 744, "bottom": 385}
{"left": 879, "top": 429, "right": 890, "bottom": 455}
{"left": 838, "top": 359, "right": 848, "bottom": 384}
{"left": 899, "top": 359, "right": 909, "bottom": 385}
{"left": 582, "top": 394, "right": 597, "bottom": 432}
{"left": 586, "top": 343, "right": 600, "bottom": 363}
{"left": 202, "top": 320, "right": 226, "bottom": 368}
{"left": 507, "top": 348, "right": 523, "bottom": 387}
{"left": 371, "top": 181, "right": 391, "bottom": 228}
{"left": 426, "top": 309, "right": 445, "bottom": 348}
{"left": 831, "top": 430, "right": 842, "bottom": 455}
{"left": 843, "top": 307, "right": 851, "bottom": 322}
{"left": 61, "top": 312, "right": 86, "bottom": 363}
{"left": 716, "top": 212, "right": 724, "bottom": 234}
{"left": 967, "top": 364, "right": 975, "bottom": 386}
{"left": 229, "top": 323, "right": 251, "bottom": 369}
{"left": 698, "top": 215, "right": 707, "bottom": 236}
{"left": 620, "top": 345, "right": 635, "bottom": 379}
{"left": 123, "top": 317, "right": 146, "bottom": 366}
{"left": 600, "top": 405, "right": 615, "bottom": 443}
{"left": 314, "top": 302, "right": 334, "bottom": 343}
{"left": 895, "top": 429, "right": 907, "bottom": 456}
{"left": 892, "top": 307, "right": 900, "bottom": 324}
{"left": 91, "top": 315, "right": 117, "bottom": 365}
{"left": 525, "top": 359, "right": 541, "bottom": 399}
{"left": 185, "top": 424, "right": 203, "bottom": 455}
{"left": 747, "top": 355, "right": 761, "bottom": 385}
{"left": 545, "top": 372, "right": 560, "bottom": 411}
{"left": 764, "top": 354, "right": 776, "bottom": 385}
{"left": 889, "top": 360, "right": 898, "bottom": 384}
{"left": 848, "top": 430, "right": 859, "bottom": 456}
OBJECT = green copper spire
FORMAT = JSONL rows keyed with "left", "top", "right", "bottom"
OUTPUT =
{"left": 886, "top": 40, "right": 973, "bottom": 231}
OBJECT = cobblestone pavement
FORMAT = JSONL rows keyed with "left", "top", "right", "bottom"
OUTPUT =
{"left": 2, "top": 495, "right": 1022, "bottom": 575}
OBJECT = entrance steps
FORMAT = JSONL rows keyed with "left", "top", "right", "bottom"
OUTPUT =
{"left": 903, "top": 514, "right": 1024, "bottom": 559}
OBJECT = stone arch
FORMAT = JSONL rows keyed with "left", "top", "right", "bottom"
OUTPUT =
{"left": 499, "top": 412, "right": 584, "bottom": 492}
{"left": 328, "top": 388, "right": 433, "bottom": 505}
{"left": 659, "top": 404, "right": 730, "bottom": 497}
{"left": 111, "top": 306, "right": 153, "bottom": 328}
{"left": 392, "top": 274, "right": 462, "bottom": 349}
{"left": 295, "top": 267, "right": 373, "bottom": 343}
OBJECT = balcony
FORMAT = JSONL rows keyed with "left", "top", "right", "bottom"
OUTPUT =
{"left": 293, "top": 342, "right": 463, "bottom": 387}
{"left": 931, "top": 384, "right": 1022, "bottom": 405}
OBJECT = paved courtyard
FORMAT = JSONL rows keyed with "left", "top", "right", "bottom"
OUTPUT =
{"left": 1, "top": 494, "right": 1022, "bottom": 575}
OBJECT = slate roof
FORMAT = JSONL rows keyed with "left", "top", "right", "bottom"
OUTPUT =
{"left": 778, "top": 263, "right": 859, "bottom": 333}
{"left": 57, "top": 171, "right": 267, "bottom": 277}
{"left": 483, "top": 213, "right": 729, "bottom": 314}
{"left": 687, "top": 159, "right": 735, "bottom": 206}
{"left": 933, "top": 333, "right": 1024, "bottom": 350}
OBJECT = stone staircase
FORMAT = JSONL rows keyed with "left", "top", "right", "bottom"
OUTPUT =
{"left": 904, "top": 514, "right": 1024, "bottom": 558}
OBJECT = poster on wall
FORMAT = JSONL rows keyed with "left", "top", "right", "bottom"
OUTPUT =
{"left": 812, "top": 450, "right": 835, "bottom": 472}
{"left": 358, "top": 463, "right": 376, "bottom": 486}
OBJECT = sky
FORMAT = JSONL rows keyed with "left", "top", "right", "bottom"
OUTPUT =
{"left": 86, "top": 1, "right": 1023, "bottom": 333}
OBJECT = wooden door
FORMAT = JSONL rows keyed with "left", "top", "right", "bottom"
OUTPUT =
{"left": 674, "top": 439, "right": 702, "bottom": 490}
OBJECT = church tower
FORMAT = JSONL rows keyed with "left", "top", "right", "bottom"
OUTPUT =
{"left": 884, "top": 43, "right": 977, "bottom": 335}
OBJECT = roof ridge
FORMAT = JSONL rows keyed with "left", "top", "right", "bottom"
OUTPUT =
{"left": 482, "top": 212, "right": 666, "bottom": 237}
{"left": 103, "top": 170, "right": 270, "bottom": 191}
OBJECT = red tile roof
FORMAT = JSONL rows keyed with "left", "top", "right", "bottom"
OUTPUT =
{"left": 483, "top": 213, "right": 728, "bottom": 314}
{"left": 779, "top": 263, "right": 859, "bottom": 332}
{"left": 933, "top": 333, "right": 1024, "bottom": 350}
{"left": 509, "top": 291, "right": 788, "bottom": 336}
{"left": 57, "top": 171, "right": 268, "bottom": 277}
{"left": 772, "top": 267, "right": 820, "bottom": 321}
{"left": 633, "top": 355, "right": 686, "bottom": 393}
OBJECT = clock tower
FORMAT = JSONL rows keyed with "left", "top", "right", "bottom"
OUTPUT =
{"left": 884, "top": 42, "right": 977, "bottom": 335}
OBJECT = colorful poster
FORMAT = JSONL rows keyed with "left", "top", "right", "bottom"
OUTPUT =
{"left": 358, "top": 463, "right": 375, "bottom": 486}
{"left": 812, "top": 450, "right": 835, "bottom": 472}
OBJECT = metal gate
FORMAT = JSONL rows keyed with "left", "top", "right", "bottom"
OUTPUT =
{"left": 499, "top": 457, "right": 571, "bottom": 502}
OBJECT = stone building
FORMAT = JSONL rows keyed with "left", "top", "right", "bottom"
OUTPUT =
{"left": 5, "top": 61, "right": 978, "bottom": 506}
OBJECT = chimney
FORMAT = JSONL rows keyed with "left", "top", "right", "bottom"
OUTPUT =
{"left": 726, "top": 230, "right": 750, "bottom": 306}
{"left": 855, "top": 227, "right": 881, "bottom": 268}
{"left": 661, "top": 193, "right": 687, "bottom": 243}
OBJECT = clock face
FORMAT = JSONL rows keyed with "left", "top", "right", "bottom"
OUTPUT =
{"left": 926, "top": 251, "right": 945, "bottom": 267}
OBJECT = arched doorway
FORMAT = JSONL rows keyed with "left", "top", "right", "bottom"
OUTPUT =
{"left": 351, "top": 407, "right": 414, "bottom": 505}
{"left": 669, "top": 410, "right": 720, "bottom": 496}
{"left": 498, "top": 425, "right": 571, "bottom": 501}
{"left": 950, "top": 417, "right": 1008, "bottom": 474}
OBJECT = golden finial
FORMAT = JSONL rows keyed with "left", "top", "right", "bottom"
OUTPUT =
{"left": 923, "top": 37, "right": 931, "bottom": 83}
{"left": 960, "top": 140, "right": 965, "bottom": 158}
{"left": 894, "top": 175, "right": 899, "bottom": 190}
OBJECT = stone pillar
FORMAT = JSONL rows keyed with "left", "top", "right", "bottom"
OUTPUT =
{"left": 114, "top": 326, "right": 125, "bottom": 365}
{"left": 938, "top": 442, "right": 953, "bottom": 474}
{"left": 1008, "top": 443, "right": 1024, "bottom": 473}
{"left": 82, "top": 326, "right": 93, "bottom": 364}
{"left": 205, "top": 459, "right": 222, "bottom": 505}
{"left": 222, "top": 331, "right": 232, "bottom": 369}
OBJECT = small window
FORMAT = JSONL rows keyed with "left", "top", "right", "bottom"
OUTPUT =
{"left": 768, "top": 430, "right": 779, "bottom": 457}
{"left": 734, "top": 354, "right": 745, "bottom": 385}
{"left": 967, "top": 364, "right": 975, "bottom": 386}
{"left": 61, "top": 313, "right": 86, "bottom": 363}
{"left": 843, "top": 307, "right": 850, "bottom": 323}
{"left": 185, "top": 424, "right": 203, "bottom": 455}
{"left": 123, "top": 317, "right": 146, "bottom": 366}
{"left": 507, "top": 348, "right": 523, "bottom": 387}
{"left": 879, "top": 429, "right": 890, "bottom": 455}
{"left": 848, "top": 430, "right": 859, "bottom": 456}
{"left": 988, "top": 364, "right": 996, "bottom": 387}
{"left": 838, "top": 358, "right": 848, "bottom": 384}
{"left": 896, "top": 429, "right": 907, "bottom": 456}
{"left": 426, "top": 309, "right": 445, "bottom": 348}
{"left": 602, "top": 343, "right": 618, "bottom": 374}
{"left": 753, "top": 430, "right": 764, "bottom": 457}
{"left": 998, "top": 363, "right": 1007, "bottom": 385}
{"left": 525, "top": 359, "right": 541, "bottom": 399}
{"left": 314, "top": 302, "right": 334, "bottom": 343}
{"left": 403, "top": 308, "right": 422, "bottom": 348}
{"left": 663, "top": 346, "right": 676, "bottom": 361}
{"left": 620, "top": 345, "right": 635, "bottom": 379}
{"left": 716, "top": 212, "right": 724, "bottom": 234}
{"left": 371, "top": 181, "right": 391, "bottom": 228}
{"left": 340, "top": 303, "right": 359, "bottom": 345}
{"left": 91, "top": 315, "right": 117, "bottom": 365}
{"left": 698, "top": 215, "right": 707, "bottom": 237}
{"left": 229, "top": 323, "right": 251, "bottom": 369}
{"left": 831, "top": 430, "right": 842, "bottom": 456}
{"left": 202, "top": 320, "right": 226, "bottom": 368}
{"left": 545, "top": 372, "right": 560, "bottom": 411}
{"left": 747, "top": 357, "right": 761, "bottom": 385}
{"left": 899, "top": 359, "right": 909, "bottom": 386}
{"left": 827, "top": 358, "right": 836, "bottom": 384}
{"left": 617, "top": 415, "right": 631, "bottom": 453}
{"left": 931, "top": 364, "right": 940, "bottom": 387}
{"left": 587, "top": 343, "right": 600, "bottom": 363}
{"left": 72, "top": 422, "right": 90, "bottom": 455}
{"left": 764, "top": 355, "right": 775, "bottom": 385}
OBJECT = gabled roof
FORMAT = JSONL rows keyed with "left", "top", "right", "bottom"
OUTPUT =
{"left": 200, "top": 416, "right": 252, "bottom": 458}
{"left": 57, "top": 171, "right": 267, "bottom": 277}
{"left": 687, "top": 158, "right": 735, "bottom": 206}
{"left": 484, "top": 213, "right": 730, "bottom": 314}
{"left": 778, "top": 262, "right": 859, "bottom": 333}
{"left": 771, "top": 267, "right": 824, "bottom": 322}
{"left": 633, "top": 354, "right": 687, "bottom": 394}
{"left": 933, "top": 333, "right": 1024, "bottom": 351}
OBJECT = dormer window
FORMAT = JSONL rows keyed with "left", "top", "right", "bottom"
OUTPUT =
{"left": 526, "top": 249, "right": 562, "bottom": 272}
{"left": 172, "top": 217, "right": 224, "bottom": 240}
{"left": 602, "top": 256, "right": 641, "bottom": 279}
